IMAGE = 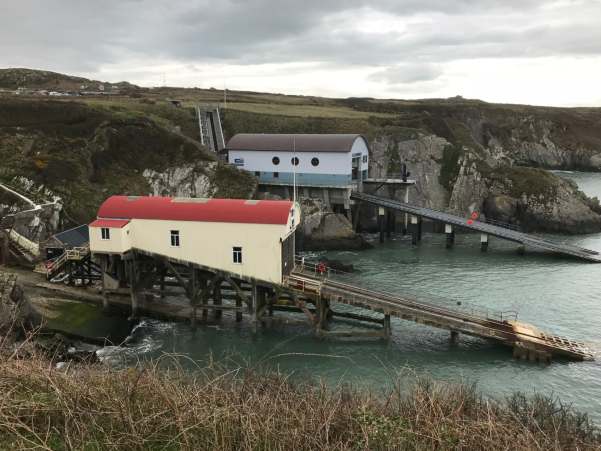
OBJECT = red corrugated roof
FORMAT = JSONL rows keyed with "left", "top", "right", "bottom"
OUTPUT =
{"left": 89, "top": 219, "right": 130, "bottom": 228}
{"left": 95, "top": 196, "right": 293, "bottom": 225}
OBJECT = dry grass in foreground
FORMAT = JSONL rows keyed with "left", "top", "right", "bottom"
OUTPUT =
{"left": 0, "top": 345, "right": 599, "bottom": 450}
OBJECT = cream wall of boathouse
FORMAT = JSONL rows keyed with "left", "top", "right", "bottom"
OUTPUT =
{"left": 128, "top": 219, "right": 291, "bottom": 284}
{"left": 90, "top": 203, "right": 301, "bottom": 284}
{"left": 89, "top": 223, "right": 131, "bottom": 254}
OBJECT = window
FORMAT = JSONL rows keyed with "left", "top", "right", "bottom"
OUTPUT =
{"left": 272, "top": 156, "right": 280, "bottom": 165}
{"left": 233, "top": 246, "right": 242, "bottom": 264}
{"left": 101, "top": 228, "right": 110, "bottom": 240}
{"left": 291, "top": 156, "right": 299, "bottom": 166}
{"left": 170, "top": 230, "right": 180, "bottom": 247}
{"left": 273, "top": 172, "right": 279, "bottom": 178}
{"left": 311, "top": 157, "right": 319, "bottom": 166}
{"left": 254, "top": 171, "right": 260, "bottom": 177}
{"left": 362, "top": 155, "right": 368, "bottom": 163}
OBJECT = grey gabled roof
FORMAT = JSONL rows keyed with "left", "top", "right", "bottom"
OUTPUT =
{"left": 226, "top": 134, "right": 367, "bottom": 153}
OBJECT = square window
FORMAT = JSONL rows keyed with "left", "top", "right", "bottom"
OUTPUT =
{"left": 362, "top": 155, "right": 368, "bottom": 163}
{"left": 170, "top": 230, "right": 180, "bottom": 247}
{"left": 273, "top": 172, "right": 279, "bottom": 178}
{"left": 233, "top": 246, "right": 242, "bottom": 264}
{"left": 254, "top": 171, "right": 260, "bottom": 177}
{"left": 101, "top": 228, "right": 110, "bottom": 240}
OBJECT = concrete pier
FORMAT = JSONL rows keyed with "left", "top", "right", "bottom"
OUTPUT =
{"left": 480, "top": 233, "right": 489, "bottom": 252}
{"left": 445, "top": 224, "right": 455, "bottom": 249}
{"left": 378, "top": 207, "right": 385, "bottom": 243}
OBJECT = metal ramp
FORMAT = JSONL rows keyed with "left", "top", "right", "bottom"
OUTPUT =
{"left": 287, "top": 266, "right": 594, "bottom": 362}
{"left": 351, "top": 191, "right": 601, "bottom": 262}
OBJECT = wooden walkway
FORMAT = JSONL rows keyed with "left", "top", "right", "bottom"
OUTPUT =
{"left": 286, "top": 268, "right": 594, "bottom": 362}
{"left": 351, "top": 191, "right": 601, "bottom": 262}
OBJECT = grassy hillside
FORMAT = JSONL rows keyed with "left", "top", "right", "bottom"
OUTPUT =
{"left": 0, "top": 98, "right": 254, "bottom": 224}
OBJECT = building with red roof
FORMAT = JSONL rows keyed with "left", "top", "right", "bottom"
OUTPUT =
{"left": 89, "top": 196, "right": 300, "bottom": 283}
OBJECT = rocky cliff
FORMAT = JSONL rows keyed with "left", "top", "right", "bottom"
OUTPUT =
{"left": 224, "top": 104, "right": 601, "bottom": 234}
{"left": 2, "top": 70, "right": 601, "bottom": 241}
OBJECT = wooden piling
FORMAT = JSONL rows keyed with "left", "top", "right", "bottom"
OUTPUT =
{"left": 383, "top": 314, "right": 391, "bottom": 340}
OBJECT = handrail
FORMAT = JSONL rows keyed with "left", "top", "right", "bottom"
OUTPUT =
{"left": 483, "top": 217, "right": 520, "bottom": 231}
{"left": 294, "top": 255, "right": 519, "bottom": 324}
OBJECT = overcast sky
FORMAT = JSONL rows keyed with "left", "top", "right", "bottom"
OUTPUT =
{"left": 1, "top": 0, "right": 601, "bottom": 106}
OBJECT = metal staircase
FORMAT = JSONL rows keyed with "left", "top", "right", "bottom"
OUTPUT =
{"left": 196, "top": 105, "right": 226, "bottom": 153}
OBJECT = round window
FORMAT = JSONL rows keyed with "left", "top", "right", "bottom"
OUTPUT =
{"left": 291, "top": 157, "right": 299, "bottom": 166}
{"left": 311, "top": 157, "right": 319, "bottom": 166}
{"left": 272, "top": 156, "right": 280, "bottom": 165}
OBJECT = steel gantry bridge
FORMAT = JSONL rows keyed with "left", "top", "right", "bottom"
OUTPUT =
{"left": 351, "top": 191, "right": 601, "bottom": 262}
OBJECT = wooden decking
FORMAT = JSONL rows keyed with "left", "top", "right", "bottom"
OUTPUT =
{"left": 286, "top": 268, "right": 594, "bottom": 362}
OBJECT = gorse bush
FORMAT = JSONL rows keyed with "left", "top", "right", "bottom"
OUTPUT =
{"left": 0, "top": 343, "right": 599, "bottom": 450}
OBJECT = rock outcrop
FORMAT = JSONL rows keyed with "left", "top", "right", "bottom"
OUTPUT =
{"left": 0, "top": 273, "right": 40, "bottom": 341}
{"left": 298, "top": 198, "right": 369, "bottom": 251}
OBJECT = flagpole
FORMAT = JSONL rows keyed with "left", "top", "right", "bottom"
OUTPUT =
{"left": 293, "top": 136, "right": 297, "bottom": 205}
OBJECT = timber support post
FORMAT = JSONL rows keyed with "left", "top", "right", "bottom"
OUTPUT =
{"left": 316, "top": 297, "right": 330, "bottom": 336}
{"left": 383, "top": 314, "right": 391, "bottom": 340}
{"left": 128, "top": 257, "right": 139, "bottom": 320}
{"left": 189, "top": 265, "right": 198, "bottom": 327}
{"left": 251, "top": 281, "right": 259, "bottom": 331}
{"left": 410, "top": 215, "right": 419, "bottom": 245}
{"left": 450, "top": 330, "right": 459, "bottom": 344}
{"left": 100, "top": 257, "right": 109, "bottom": 311}
{"left": 445, "top": 224, "right": 455, "bottom": 249}
{"left": 213, "top": 278, "right": 223, "bottom": 319}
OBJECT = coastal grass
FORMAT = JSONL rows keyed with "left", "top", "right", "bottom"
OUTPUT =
{"left": 0, "top": 343, "right": 599, "bottom": 450}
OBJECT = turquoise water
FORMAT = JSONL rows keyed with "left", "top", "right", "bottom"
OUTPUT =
{"left": 98, "top": 171, "right": 601, "bottom": 420}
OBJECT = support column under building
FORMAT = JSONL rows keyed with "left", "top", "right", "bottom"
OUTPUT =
{"left": 480, "top": 233, "right": 489, "bottom": 252}
{"left": 445, "top": 224, "right": 455, "bottom": 249}
{"left": 383, "top": 314, "right": 391, "bottom": 340}
{"left": 403, "top": 186, "right": 409, "bottom": 235}
{"left": 410, "top": 215, "right": 420, "bottom": 245}
{"left": 386, "top": 211, "right": 394, "bottom": 238}
{"left": 378, "top": 207, "right": 386, "bottom": 243}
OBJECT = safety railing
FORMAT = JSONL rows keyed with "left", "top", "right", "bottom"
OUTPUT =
{"left": 293, "top": 256, "right": 355, "bottom": 281}
{"left": 482, "top": 218, "right": 521, "bottom": 231}
{"left": 295, "top": 256, "right": 519, "bottom": 324}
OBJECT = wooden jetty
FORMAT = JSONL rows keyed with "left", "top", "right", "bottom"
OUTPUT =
{"left": 90, "top": 250, "right": 593, "bottom": 363}
{"left": 286, "top": 265, "right": 593, "bottom": 362}
{"left": 351, "top": 191, "right": 601, "bottom": 262}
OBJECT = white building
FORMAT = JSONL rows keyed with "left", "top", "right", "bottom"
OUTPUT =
{"left": 89, "top": 196, "right": 300, "bottom": 284}
{"left": 227, "top": 134, "right": 369, "bottom": 188}
{"left": 227, "top": 134, "right": 369, "bottom": 215}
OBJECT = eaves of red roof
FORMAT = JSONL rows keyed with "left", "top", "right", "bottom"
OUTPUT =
{"left": 95, "top": 196, "right": 293, "bottom": 225}
{"left": 89, "top": 219, "right": 130, "bottom": 228}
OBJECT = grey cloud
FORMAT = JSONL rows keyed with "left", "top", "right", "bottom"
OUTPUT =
{"left": 1, "top": 0, "right": 601, "bottom": 80}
